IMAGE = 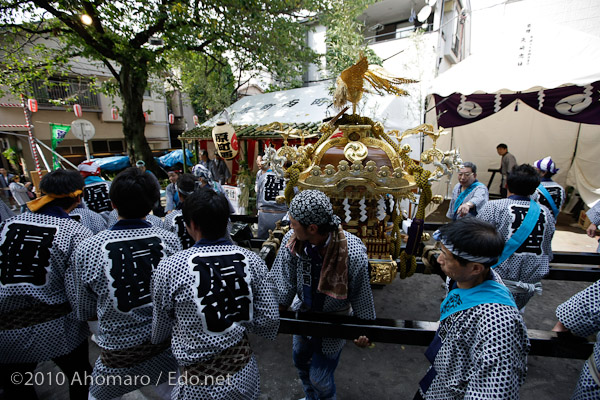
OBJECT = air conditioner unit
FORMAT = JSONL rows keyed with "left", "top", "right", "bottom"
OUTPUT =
{"left": 149, "top": 37, "right": 164, "bottom": 46}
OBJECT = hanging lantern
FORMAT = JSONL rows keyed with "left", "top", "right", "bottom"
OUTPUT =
{"left": 143, "top": 112, "right": 149, "bottom": 122}
{"left": 111, "top": 108, "right": 119, "bottom": 120}
{"left": 212, "top": 122, "right": 238, "bottom": 160}
{"left": 193, "top": 115, "right": 199, "bottom": 125}
{"left": 73, "top": 104, "right": 82, "bottom": 117}
{"left": 168, "top": 113, "right": 175, "bottom": 124}
{"left": 27, "top": 99, "right": 38, "bottom": 113}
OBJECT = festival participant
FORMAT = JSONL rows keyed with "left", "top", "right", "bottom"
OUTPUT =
{"left": 152, "top": 187, "right": 279, "bottom": 399}
{"left": 553, "top": 280, "right": 600, "bottom": 399}
{"left": 67, "top": 167, "right": 182, "bottom": 400}
{"left": 255, "top": 159, "right": 288, "bottom": 239}
{"left": 0, "top": 169, "right": 93, "bottom": 399}
{"left": 210, "top": 150, "right": 232, "bottom": 185}
{"left": 136, "top": 160, "right": 165, "bottom": 217}
{"left": 78, "top": 160, "right": 113, "bottom": 214}
{"left": 163, "top": 173, "right": 197, "bottom": 249}
{"left": 254, "top": 154, "right": 267, "bottom": 199}
{"left": 8, "top": 175, "right": 32, "bottom": 213}
{"left": 270, "top": 189, "right": 374, "bottom": 400}
{"left": 0, "top": 167, "right": 15, "bottom": 209}
{"left": 70, "top": 204, "right": 108, "bottom": 234}
{"left": 446, "top": 162, "right": 488, "bottom": 220}
{"left": 496, "top": 143, "right": 517, "bottom": 198}
{"left": 415, "top": 218, "right": 529, "bottom": 399}
{"left": 478, "top": 164, "right": 555, "bottom": 310}
{"left": 533, "top": 156, "right": 565, "bottom": 219}
{"left": 586, "top": 201, "right": 600, "bottom": 252}
{"left": 165, "top": 168, "right": 181, "bottom": 213}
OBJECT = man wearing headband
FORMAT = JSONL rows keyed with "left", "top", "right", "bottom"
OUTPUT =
{"left": 416, "top": 218, "right": 529, "bottom": 400}
{"left": 0, "top": 169, "right": 94, "bottom": 399}
{"left": 533, "top": 156, "right": 565, "bottom": 219}
{"left": 152, "top": 187, "right": 278, "bottom": 400}
{"left": 67, "top": 167, "right": 182, "bottom": 399}
{"left": 270, "top": 190, "right": 375, "bottom": 400}
{"left": 78, "top": 160, "right": 113, "bottom": 215}
{"left": 163, "top": 173, "right": 197, "bottom": 249}
{"left": 446, "top": 161, "right": 488, "bottom": 221}
{"left": 478, "top": 164, "right": 555, "bottom": 310}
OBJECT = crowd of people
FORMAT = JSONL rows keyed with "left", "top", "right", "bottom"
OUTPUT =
{"left": 0, "top": 143, "right": 598, "bottom": 399}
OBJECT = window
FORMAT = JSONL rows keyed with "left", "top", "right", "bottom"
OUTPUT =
{"left": 91, "top": 140, "right": 125, "bottom": 154}
{"left": 31, "top": 77, "right": 101, "bottom": 109}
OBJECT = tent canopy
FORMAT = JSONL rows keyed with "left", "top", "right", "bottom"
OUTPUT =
{"left": 203, "top": 83, "right": 420, "bottom": 134}
{"left": 427, "top": 21, "right": 600, "bottom": 206}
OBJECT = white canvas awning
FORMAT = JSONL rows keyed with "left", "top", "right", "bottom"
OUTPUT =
{"left": 426, "top": 21, "right": 600, "bottom": 207}
{"left": 203, "top": 83, "right": 419, "bottom": 134}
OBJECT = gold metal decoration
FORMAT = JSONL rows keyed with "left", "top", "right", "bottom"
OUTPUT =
{"left": 264, "top": 55, "right": 460, "bottom": 284}
{"left": 370, "top": 260, "right": 398, "bottom": 285}
{"left": 333, "top": 54, "right": 418, "bottom": 114}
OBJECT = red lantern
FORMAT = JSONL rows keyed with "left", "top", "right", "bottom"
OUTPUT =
{"left": 193, "top": 115, "right": 199, "bottom": 125}
{"left": 111, "top": 108, "right": 118, "bottom": 120}
{"left": 143, "top": 112, "right": 149, "bottom": 122}
{"left": 231, "top": 133, "right": 239, "bottom": 151}
{"left": 27, "top": 99, "right": 38, "bottom": 113}
{"left": 73, "top": 104, "right": 82, "bottom": 117}
{"left": 168, "top": 113, "right": 175, "bottom": 124}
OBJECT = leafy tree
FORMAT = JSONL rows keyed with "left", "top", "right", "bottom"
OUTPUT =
{"left": 320, "top": 0, "right": 381, "bottom": 82}
{"left": 0, "top": 0, "right": 326, "bottom": 174}
{"left": 167, "top": 51, "right": 236, "bottom": 124}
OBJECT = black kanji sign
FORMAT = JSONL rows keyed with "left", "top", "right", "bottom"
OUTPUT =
{"left": 174, "top": 214, "right": 195, "bottom": 249}
{"left": 105, "top": 236, "right": 164, "bottom": 313}
{"left": 84, "top": 184, "right": 112, "bottom": 213}
{"left": 190, "top": 251, "right": 252, "bottom": 333}
{"left": 510, "top": 204, "right": 547, "bottom": 255}
{"left": 264, "top": 175, "right": 284, "bottom": 202}
{"left": 0, "top": 222, "right": 56, "bottom": 286}
{"left": 539, "top": 186, "right": 562, "bottom": 210}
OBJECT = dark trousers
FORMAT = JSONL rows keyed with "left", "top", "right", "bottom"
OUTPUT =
{"left": 0, "top": 339, "right": 91, "bottom": 400}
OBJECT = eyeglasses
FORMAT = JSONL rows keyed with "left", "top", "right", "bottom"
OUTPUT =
{"left": 457, "top": 172, "right": 473, "bottom": 177}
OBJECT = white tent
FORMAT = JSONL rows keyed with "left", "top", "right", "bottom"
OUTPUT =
{"left": 426, "top": 21, "right": 600, "bottom": 206}
{"left": 204, "top": 83, "right": 422, "bottom": 158}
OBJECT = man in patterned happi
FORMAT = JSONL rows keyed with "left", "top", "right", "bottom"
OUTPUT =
{"left": 532, "top": 156, "right": 565, "bottom": 220}
{"left": 446, "top": 162, "right": 489, "bottom": 221}
{"left": 70, "top": 204, "right": 108, "bottom": 234}
{"left": 554, "top": 280, "right": 600, "bottom": 399}
{"left": 67, "top": 167, "right": 182, "bottom": 400}
{"left": 478, "top": 164, "right": 555, "bottom": 310}
{"left": 255, "top": 161, "right": 288, "bottom": 239}
{"left": 163, "top": 173, "right": 197, "bottom": 250}
{"left": 415, "top": 218, "right": 529, "bottom": 400}
{"left": 78, "top": 160, "right": 113, "bottom": 215}
{"left": 152, "top": 187, "right": 279, "bottom": 399}
{"left": 270, "top": 189, "right": 375, "bottom": 400}
{"left": 0, "top": 169, "right": 94, "bottom": 399}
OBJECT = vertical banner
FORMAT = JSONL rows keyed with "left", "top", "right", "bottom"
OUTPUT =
{"left": 50, "top": 123, "right": 70, "bottom": 170}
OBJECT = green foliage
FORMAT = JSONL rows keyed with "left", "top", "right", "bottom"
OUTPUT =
{"left": 167, "top": 51, "right": 236, "bottom": 123}
{"left": 320, "top": 0, "right": 381, "bottom": 82}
